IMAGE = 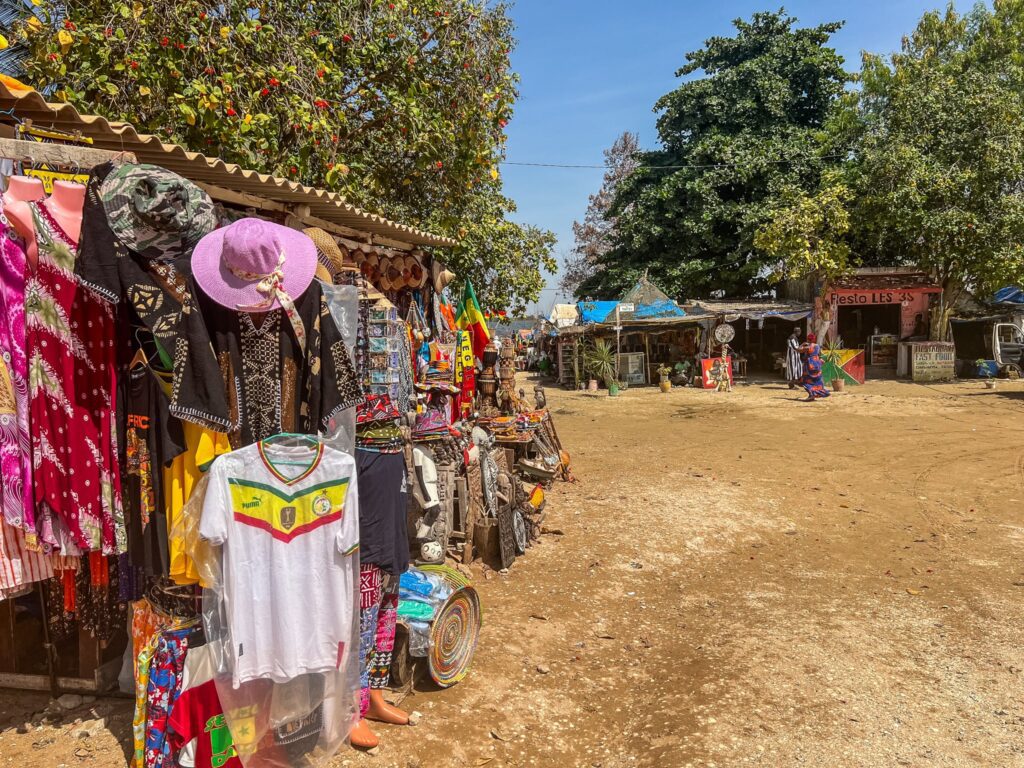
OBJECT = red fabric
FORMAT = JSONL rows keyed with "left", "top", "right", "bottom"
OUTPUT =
{"left": 61, "top": 568, "right": 75, "bottom": 613}
{"left": 167, "top": 680, "right": 244, "bottom": 768}
{"left": 27, "top": 203, "right": 121, "bottom": 554}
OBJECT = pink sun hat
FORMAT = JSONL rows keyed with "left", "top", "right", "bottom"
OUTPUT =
{"left": 192, "top": 218, "right": 317, "bottom": 312}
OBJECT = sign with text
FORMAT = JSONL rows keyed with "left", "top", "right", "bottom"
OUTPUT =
{"left": 910, "top": 342, "right": 955, "bottom": 382}
{"left": 831, "top": 290, "right": 929, "bottom": 305}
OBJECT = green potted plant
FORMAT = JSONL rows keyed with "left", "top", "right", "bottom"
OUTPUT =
{"left": 822, "top": 336, "right": 846, "bottom": 392}
{"left": 657, "top": 364, "right": 673, "bottom": 393}
{"left": 584, "top": 339, "right": 619, "bottom": 396}
{"left": 976, "top": 358, "right": 996, "bottom": 389}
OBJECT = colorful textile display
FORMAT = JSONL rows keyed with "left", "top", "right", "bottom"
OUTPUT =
{"left": 397, "top": 567, "right": 481, "bottom": 687}
{"left": 27, "top": 200, "right": 123, "bottom": 555}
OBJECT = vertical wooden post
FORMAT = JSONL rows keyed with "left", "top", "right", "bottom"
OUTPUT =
{"left": 0, "top": 598, "right": 16, "bottom": 673}
{"left": 644, "top": 333, "right": 651, "bottom": 385}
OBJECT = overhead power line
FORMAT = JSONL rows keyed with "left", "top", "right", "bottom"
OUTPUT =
{"left": 501, "top": 153, "right": 848, "bottom": 171}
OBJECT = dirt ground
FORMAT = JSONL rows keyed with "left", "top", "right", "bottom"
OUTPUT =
{"left": 3, "top": 376, "right": 1024, "bottom": 767}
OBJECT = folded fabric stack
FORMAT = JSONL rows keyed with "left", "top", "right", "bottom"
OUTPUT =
{"left": 355, "top": 393, "right": 403, "bottom": 454}
{"left": 411, "top": 402, "right": 456, "bottom": 442}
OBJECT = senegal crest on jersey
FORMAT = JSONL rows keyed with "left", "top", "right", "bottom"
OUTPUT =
{"left": 228, "top": 478, "right": 350, "bottom": 542}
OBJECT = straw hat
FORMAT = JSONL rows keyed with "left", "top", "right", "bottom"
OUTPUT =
{"left": 192, "top": 218, "right": 316, "bottom": 312}
{"left": 304, "top": 227, "right": 348, "bottom": 276}
{"left": 431, "top": 258, "right": 455, "bottom": 292}
{"left": 314, "top": 263, "right": 333, "bottom": 283}
{"left": 384, "top": 258, "right": 403, "bottom": 291}
{"left": 408, "top": 253, "right": 428, "bottom": 289}
{"left": 379, "top": 260, "right": 395, "bottom": 291}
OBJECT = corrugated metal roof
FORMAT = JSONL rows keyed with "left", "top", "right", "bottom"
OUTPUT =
{"left": 689, "top": 299, "right": 812, "bottom": 316}
{"left": 0, "top": 84, "right": 454, "bottom": 248}
{"left": 830, "top": 271, "right": 938, "bottom": 291}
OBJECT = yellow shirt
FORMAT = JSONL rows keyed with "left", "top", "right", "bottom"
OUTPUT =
{"left": 164, "top": 422, "right": 231, "bottom": 585}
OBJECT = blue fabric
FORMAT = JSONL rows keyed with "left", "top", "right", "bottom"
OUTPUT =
{"left": 633, "top": 299, "right": 686, "bottom": 319}
{"left": 399, "top": 569, "right": 436, "bottom": 597}
{"left": 577, "top": 301, "right": 619, "bottom": 324}
{"left": 994, "top": 286, "right": 1024, "bottom": 304}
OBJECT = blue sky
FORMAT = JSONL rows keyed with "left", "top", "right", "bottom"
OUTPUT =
{"left": 501, "top": 0, "right": 978, "bottom": 315}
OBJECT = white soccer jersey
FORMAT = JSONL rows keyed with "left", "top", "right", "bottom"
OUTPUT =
{"left": 201, "top": 441, "right": 359, "bottom": 687}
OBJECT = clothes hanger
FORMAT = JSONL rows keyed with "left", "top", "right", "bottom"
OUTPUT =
{"left": 261, "top": 432, "right": 322, "bottom": 467}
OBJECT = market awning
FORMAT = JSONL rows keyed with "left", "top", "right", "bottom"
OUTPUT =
{"left": 0, "top": 83, "right": 454, "bottom": 250}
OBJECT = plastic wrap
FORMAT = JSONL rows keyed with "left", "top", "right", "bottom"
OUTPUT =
{"left": 200, "top": 475, "right": 362, "bottom": 767}
{"left": 322, "top": 283, "right": 359, "bottom": 452}
{"left": 397, "top": 569, "right": 455, "bottom": 658}
{"left": 189, "top": 281, "right": 363, "bottom": 766}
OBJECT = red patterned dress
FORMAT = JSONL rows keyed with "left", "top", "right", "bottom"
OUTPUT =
{"left": 25, "top": 201, "right": 123, "bottom": 555}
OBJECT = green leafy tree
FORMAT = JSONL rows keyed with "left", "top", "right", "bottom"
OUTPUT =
{"left": 753, "top": 170, "right": 852, "bottom": 285}
{"left": 850, "top": 2, "right": 1024, "bottom": 338}
{"left": 580, "top": 10, "right": 848, "bottom": 300}
{"left": 18, "top": 0, "right": 554, "bottom": 311}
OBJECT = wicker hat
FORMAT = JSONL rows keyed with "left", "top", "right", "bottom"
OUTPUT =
{"left": 304, "top": 227, "right": 348, "bottom": 276}
{"left": 408, "top": 253, "right": 428, "bottom": 289}
{"left": 314, "top": 263, "right": 333, "bottom": 283}
{"left": 431, "top": 258, "right": 455, "bottom": 292}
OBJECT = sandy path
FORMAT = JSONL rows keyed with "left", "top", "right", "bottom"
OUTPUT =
{"left": 2, "top": 377, "right": 1023, "bottom": 767}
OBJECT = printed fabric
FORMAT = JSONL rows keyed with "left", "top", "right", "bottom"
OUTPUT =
{"left": 167, "top": 679, "right": 243, "bottom": 768}
{"left": 0, "top": 520, "right": 55, "bottom": 598}
{"left": 200, "top": 441, "right": 360, "bottom": 686}
{"left": 125, "top": 364, "right": 185, "bottom": 577}
{"left": 144, "top": 626, "right": 195, "bottom": 768}
{"left": 26, "top": 201, "right": 123, "bottom": 555}
{"left": 133, "top": 634, "right": 159, "bottom": 768}
{"left": 785, "top": 335, "right": 802, "bottom": 381}
{"left": 0, "top": 204, "right": 33, "bottom": 532}
{"left": 175, "top": 280, "right": 362, "bottom": 446}
{"left": 44, "top": 552, "right": 123, "bottom": 643}
{"left": 800, "top": 344, "right": 831, "bottom": 399}
{"left": 357, "top": 564, "right": 399, "bottom": 718}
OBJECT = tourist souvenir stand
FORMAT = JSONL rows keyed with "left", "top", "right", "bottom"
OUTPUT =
{"left": 0, "top": 84, "right": 569, "bottom": 765}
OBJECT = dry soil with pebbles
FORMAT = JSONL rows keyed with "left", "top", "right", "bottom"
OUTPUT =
{"left": 2, "top": 376, "right": 1023, "bottom": 767}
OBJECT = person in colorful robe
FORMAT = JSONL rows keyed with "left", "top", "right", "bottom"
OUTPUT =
{"left": 799, "top": 332, "right": 830, "bottom": 401}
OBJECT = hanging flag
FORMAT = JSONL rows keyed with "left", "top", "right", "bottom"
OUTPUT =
{"left": 438, "top": 292, "right": 457, "bottom": 331}
{"left": 455, "top": 280, "right": 491, "bottom": 360}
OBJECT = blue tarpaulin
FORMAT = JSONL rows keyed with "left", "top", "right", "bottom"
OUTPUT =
{"left": 577, "top": 301, "right": 619, "bottom": 324}
{"left": 632, "top": 298, "right": 687, "bottom": 319}
{"left": 994, "top": 286, "right": 1024, "bottom": 305}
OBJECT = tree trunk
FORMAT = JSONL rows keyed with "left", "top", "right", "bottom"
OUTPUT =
{"left": 931, "top": 281, "right": 960, "bottom": 341}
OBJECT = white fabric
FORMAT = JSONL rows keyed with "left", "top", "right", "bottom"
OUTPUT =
{"left": 412, "top": 445, "right": 440, "bottom": 510}
{"left": 201, "top": 442, "right": 360, "bottom": 687}
{"left": 786, "top": 336, "right": 803, "bottom": 381}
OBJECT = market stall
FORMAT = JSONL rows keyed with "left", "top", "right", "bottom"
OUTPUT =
{"left": 0, "top": 85, "right": 571, "bottom": 765}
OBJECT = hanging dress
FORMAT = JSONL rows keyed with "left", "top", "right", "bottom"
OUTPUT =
{"left": 25, "top": 201, "right": 123, "bottom": 555}
{"left": 0, "top": 201, "right": 34, "bottom": 533}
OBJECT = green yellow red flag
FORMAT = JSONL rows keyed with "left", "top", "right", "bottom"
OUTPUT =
{"left": 455, "top": 280, "right": 490, "bottom": 360}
